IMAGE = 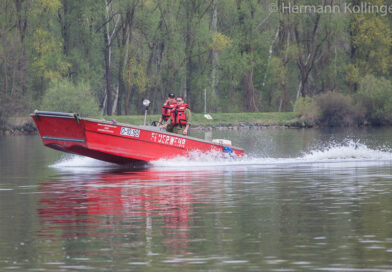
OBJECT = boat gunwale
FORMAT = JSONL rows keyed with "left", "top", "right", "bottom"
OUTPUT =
{"left": 30, "top": 110, "right": 244, "bottom": 152}
{"left": 84, "top": 117, "right": 244, "bottom": 151}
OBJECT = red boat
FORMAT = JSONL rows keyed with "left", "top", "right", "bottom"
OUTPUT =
{"left": 31, "top": 110, "right": 244, "bottom": 165}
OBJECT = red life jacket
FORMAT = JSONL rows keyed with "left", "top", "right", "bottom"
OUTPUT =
{"left": 171, "top": 104, "right": 190, "bottom": 127}
{"left": 161, "top": 101, "right": 177, "bottom": 121}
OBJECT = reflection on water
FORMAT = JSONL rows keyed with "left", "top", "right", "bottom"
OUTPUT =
{"left": 38, "top": 170, "right": 202, "bottom": 256}
{"left": 2, "top": 129, "right": 392, "bottom": 271}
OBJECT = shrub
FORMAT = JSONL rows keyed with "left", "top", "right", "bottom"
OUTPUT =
{"left": 0, "top": 92, "right": 31, "bottom": 127}
{"left": 356, "top": 75, "right": 392, "bottom": 125}
{"left": 293, "top": 96, "right": 320, "bottom": 125}
{"left": 40, "top": 78, "right": 100, "bottom": 117}
{"left": 0, "top": 95, "right": 5, "bottom": 128}
{"left": 315, "top": 91, "right": 362, "bottom": 127}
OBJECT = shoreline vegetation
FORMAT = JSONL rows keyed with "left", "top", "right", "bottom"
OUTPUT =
{"left": 4, "top": 91, "right": 392, "bottom": 136}
{"left": 1, "top": 112, "right": 305, "bottom": 135}
{"left": 2, "top": 1, "right": 392, "bottom": 132}
{"left": 5, "top": 89, "right": 392, "bottom": 136}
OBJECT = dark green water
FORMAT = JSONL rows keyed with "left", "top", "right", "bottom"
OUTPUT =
{"left": 2, "top": 128, "right": 392, "bottom": 271}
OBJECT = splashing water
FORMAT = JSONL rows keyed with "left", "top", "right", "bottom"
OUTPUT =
{"left": 301, "top": 140, "right": 392, "bottom": 161}
{"left": 49, "top": 140, "right": 392, "bottom": 172}
{"left": 49, "top": 155, "right": 120, "bottom": 174}
{"left": 152, "top": 140, "right": 392, "bottom": 169}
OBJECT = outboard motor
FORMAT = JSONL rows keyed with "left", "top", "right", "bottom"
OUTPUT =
{"left": 223, "top": 145, "right": 236, "bottom": 158}
{"left": 213, "top": 139, "right": 236, "bottom": 158}
{"left": 223, "top": 145, "right": 233, "bottom": 154}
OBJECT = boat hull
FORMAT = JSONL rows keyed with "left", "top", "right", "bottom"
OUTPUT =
{"left": 31, "top": 111, "right": 244, "bottom": 164}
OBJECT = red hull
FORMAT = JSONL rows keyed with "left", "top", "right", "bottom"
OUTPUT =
{"left": 31, "top": 111, "right": 244, "bottom": 164}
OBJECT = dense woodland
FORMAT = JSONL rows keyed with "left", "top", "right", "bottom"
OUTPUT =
{"left": 1, "top": 0, "right": 392, "bottom": 124}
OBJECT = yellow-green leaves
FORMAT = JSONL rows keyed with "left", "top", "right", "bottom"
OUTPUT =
{"left": 351, "top": 0, "right": 392, "bottom": 76}
{"left": 41, "top": 78, "right": 99, "bottom": 117}
{"left": 122, "top": 55, "right": 147, "bottom": 95}
{"left": 31, "top": 0, "right": 61, "bottom": 16}
{"left": 31, "top": 29, "right": 70, "bottom": 81}
{"left": 210, "top": 32, "right": 232, "bottom": 51}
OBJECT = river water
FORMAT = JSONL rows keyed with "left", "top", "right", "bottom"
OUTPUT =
{"left": 1, "top": 128, "right": 392, "bottom": 271}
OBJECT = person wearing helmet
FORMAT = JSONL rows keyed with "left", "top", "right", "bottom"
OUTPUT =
{"left": 163, "top": 96, "right": 191, "bottom": 136}
{"left": 158, "top": 93, "right": 177, "bottom": 132}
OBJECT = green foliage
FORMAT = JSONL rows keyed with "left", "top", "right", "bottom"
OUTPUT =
{"left": 0, "top": 94, "right": 7, "bottom": 125}
{"left": 32, "top": 0, "right": 61, "bottom": 14}
{"left": 104, "top": 112, "right": 298, "bottom": 127}
{"left": 350, "top": 1, "right": 392, "bottom": 77}
{"left": 356, "top": 75, "right": 392, "bottom": 124}
{"left": 265, "top": 57, "right": 288, "bottom": 111}
{"left": 293, "top": 96, "right": 320, "bottom": 125}
{"left": 31, "top": 29, "right": 70, "bottom": 81}
{"left": 210, "top": 32, "right": 232, "bottom": 51}
{"left": 123, "top": 55, "right": 147, "bottom": 95}
{"left": 40, "top": 79, "right": 100, "bottom": 117}
{"left": 295, "top": 92, "right": 364, "bottom": 127}
{"left": 315, "top": 91, "right": 362, "bottom": 127}
{"left": 0, "top": 0, "right": 392, "bottom": 124}
{"left": 0, "top": 92, "right": 31, "bottom": 125}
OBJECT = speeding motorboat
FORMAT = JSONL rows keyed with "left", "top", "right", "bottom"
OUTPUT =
{"left": 31, "top": 110, "right": 244, "bottom": 165}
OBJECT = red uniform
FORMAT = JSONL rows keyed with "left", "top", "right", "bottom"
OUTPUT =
{"left": 161, "top": 101, "right": 177, "bottom": 121}
{"left": 171, "top": 104, "right": 190, "bottom": 127}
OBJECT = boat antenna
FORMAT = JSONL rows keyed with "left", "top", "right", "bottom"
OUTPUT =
{"left": 142, "top": 99, "right": 151, "bottom": 126}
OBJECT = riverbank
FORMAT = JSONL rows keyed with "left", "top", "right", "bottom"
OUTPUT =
{"left": 0, "top": 117, "right": 37, "bottom": 135}
{"left": 105, "top": 112, "right": 301, "bottom": 129}
{"left": 1, "top": 112, "right": 303, "bottom": 135}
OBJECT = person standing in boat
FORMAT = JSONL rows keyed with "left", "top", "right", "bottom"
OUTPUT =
{"left": 162, "top": 96, "right": 191, "bottom": 136}
{"left": 158, "top": 93, "right": 177, "bottom": 132}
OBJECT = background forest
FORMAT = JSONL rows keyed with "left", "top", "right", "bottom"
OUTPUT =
{"left": 1, "top": 0, "right": 392, "bottom": 125}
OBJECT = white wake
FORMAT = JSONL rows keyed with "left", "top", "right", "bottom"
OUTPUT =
{"left": 50, "top": 140, "right": 392, "bottom": 172}
{"left": 151, "top": 140, "right": 392, "bottom": 168}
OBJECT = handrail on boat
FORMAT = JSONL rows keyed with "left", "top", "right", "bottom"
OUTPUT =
{"left": 33, "top": 110, "right": 80, "bottom": 123}
{"left": 31, "top": 110, "right": 244, "bottom": 151}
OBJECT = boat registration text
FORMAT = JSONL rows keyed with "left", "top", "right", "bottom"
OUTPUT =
{"left": 120, "top": 127, "right": 140, "bottom": 138}
{"left": 151, "top": 132, "right": 186, "bottom": 148}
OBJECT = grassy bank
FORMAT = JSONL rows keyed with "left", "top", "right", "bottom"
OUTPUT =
{"left": 1, "top": 112, "right": 301, "bottom": 135}
{"left": 103, "top": 112, "right": 300, "bottom": 128}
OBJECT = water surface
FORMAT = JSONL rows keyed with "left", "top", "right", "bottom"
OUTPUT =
{"left": 1, "top": 128, "right": 392, "bottom": 271}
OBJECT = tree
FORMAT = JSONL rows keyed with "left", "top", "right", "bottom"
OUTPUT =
{"left": 41, "top": 78, "right": 100, "bottom": 116}
{"left": 349, "top": 0, "right": 392, "bottom": 91}
{"left": 29, "top": 0, "right": 70, "bottom": 98}
{"left": 102, "top": 0, "right": 120, "bottom": 115}
{"left": 0, "top": 0, "right": 31, "bottom": 119}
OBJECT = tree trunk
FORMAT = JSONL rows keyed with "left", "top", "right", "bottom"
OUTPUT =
{"left": 183, "top": 0, "right": 199, "bottom": 104}
{"left": 117, "top": 6, "right": 135, "bottom": 115}
{"left": 14, "top": 0, "right": 29, "bottom": 95}
{"left": 293, "top": 13, "right": 325, "bottom": 99}
{"left": 261, "top": 26, "right": 279, "bottom": 89}
{"left": 102, "top": 0, "right": 120, "bottom": 116}
{"left": 236, "top": 0, "right": 259, "bottom": 112}
{"left": 60, "top": 0, "right": 71, "bottom": 57}
{"left": 211, "top": 0, "right": 218, "bottom": 100}
{"left": 184, "top": 9, "right": 192, "bottom": 103}
{"left": 112, "top": 85, "right": 119, "bottom": 115}
{"left": 104, "top": 27, "right": 113, "bottom": 116}
{"left": 15, "top": 0, "right": 27, "bottom": 46}
{"left": 242, "top": 62, "right": 258, "bottom": 112}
